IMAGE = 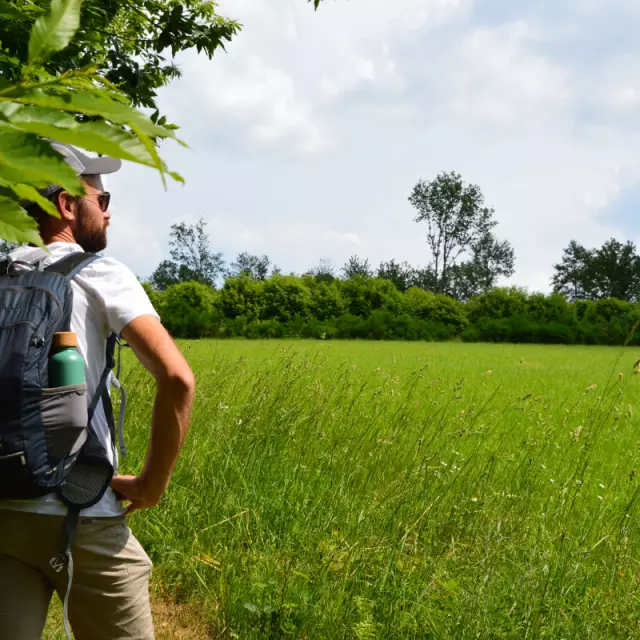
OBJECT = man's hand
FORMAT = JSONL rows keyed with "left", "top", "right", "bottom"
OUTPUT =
{"left": 111, "top": 475, "right": 163, "bottom": 515}
{"left": 117, "top": 315, "right": 195, "bottom": 515}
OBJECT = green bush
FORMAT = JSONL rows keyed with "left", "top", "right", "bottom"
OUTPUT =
{"left": 161, "top": 282, "right": 220, "bottom": 338}
{"left": 471, "top": 317, "right": 512, "bottom": 343}
{"left": 219, "top": 277, "right": 265, "bottom": 321}
{"left": 308, "top": 281, "right": 347, "bottom": 320}
{"left": 245, "top": 319, "right": 287, "bottom": 339}
{"left": 149, "top": 275, "right": 640, "bottom": 345}
{"left": 537, "top": 321, "right": 578, "bottom": 345}
{"left": 465, "top": 287, "right": 529, "bottom": 323}
{"left": 404, "top": 287, "right": 468, "bottom": 332}
{"left": 526, "top": 292, "right": 572, "bottom": 324}
{"left": 142, "top": 281, "right": 165, "bottom": 313}
{"left": 338, "top": 277, "right": 404, "bottom": 317}
{"left": 261, "top": 276, "right": 312, "bottom": 322}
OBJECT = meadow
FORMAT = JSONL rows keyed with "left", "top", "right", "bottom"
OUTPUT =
{"left": 45, "top": 340, "right": 640, "bottom": 639}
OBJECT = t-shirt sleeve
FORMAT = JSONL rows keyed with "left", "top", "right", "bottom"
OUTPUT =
{"left": 79, "top": 257, "right": 160, "bottom": 336}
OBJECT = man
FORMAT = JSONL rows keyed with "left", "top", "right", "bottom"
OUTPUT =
{"left": 0, "top": 142, "right": 195, "bottom": 640}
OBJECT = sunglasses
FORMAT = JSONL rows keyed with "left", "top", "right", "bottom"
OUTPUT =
{"left": 83, "top": 191, "right": 111, "bottom": 212}
{"left": 49, "top": 189, "right": 111, "bottom": 212}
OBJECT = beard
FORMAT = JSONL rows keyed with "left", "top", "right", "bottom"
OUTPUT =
{"left": 75, "top": 202, "right": 108, "bottom": 253}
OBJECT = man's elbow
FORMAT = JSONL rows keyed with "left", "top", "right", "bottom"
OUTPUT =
{"left": 159, "top": 366, "right": 196, "bottom": 400}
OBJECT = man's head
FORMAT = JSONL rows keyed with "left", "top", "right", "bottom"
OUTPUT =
{"left": 27, "top": 142, "right": 122, "bottom": 253}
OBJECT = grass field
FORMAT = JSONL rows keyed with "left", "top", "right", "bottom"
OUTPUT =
{"left": 44, "top": 340, "right": 640, "bottom": 639}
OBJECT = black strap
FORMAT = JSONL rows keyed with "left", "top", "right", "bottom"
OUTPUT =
{"left": 45, "top": 251, "right": 99, "bottom": 280}
{"left": 50, "top": 508, "right": 80, "bottom": 573}
{"left": 63, "top": 508, "right": 81, "bottom": 549}
{"left": 87, "top": 333, "right": 118, "bottom": 446}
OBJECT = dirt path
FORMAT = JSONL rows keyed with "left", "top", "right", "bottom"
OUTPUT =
{"left": 44, "top": 598, "right": 215, "bottom": 639}
{"left": 152, "top": 600, "right": 215, "bottom": 639}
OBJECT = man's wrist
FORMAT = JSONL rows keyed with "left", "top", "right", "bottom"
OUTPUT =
{"left": 139, "top": 469, "right": 170, "bottom": 499}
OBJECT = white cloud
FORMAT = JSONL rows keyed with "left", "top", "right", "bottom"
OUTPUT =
{"left": 105, "top": 0, "right": 640, "bottom": 293}
{"left": 446, "top": 21, "right": 571, "bottom": 125}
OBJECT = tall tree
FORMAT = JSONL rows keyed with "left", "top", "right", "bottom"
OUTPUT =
{"left": 552, "top": 238, "right": 640, "bottom": 302}
{"left": 551, "top": 240, "right": 594, "bottom": 302}
{"left": 228, "top": 252, "right": 271, "bottom": 280}
{"left": 0, "top": 1, "right": 240, "bottom": 117}
{"left": 590, "top": 239, "right": 640, "bottom": 301}
{"left": 409, "top": 171, "right": 514, "bottom": 296}
{"left": 450, "top": 233, "right": 516, "bottom": 301}
{"left": 411, "top": 266, "right": 438, "bottom": 292}
{"left": 341, "top": 255, "right": 373, "bottom": 280}
{"left": 377, "top": 259, "right": 416, "bottom": 292}
{"left": 149, "top": 260, "right": 181, "bottom": 292}
{"left": 151, "top": 218, "right": 224, "bottom": 290}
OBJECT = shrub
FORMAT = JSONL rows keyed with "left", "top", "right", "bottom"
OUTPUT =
{"left": 149, "top": 272, "right": 640, "bottom": 346}
{"left": 219, "top": 277, "right": 265, "bottom": 320}
{"left": 162, "top": 281, "right": 220, "bottom": 338}
{"left": 338, "top": 277, "right": 404, "bottom": 317}
{"left": 245, "top": 319, "right": 287, "bottom": 339}
{"left": 526, "top": 292, "right": 572, "bottom": 324}
{"left": 142, "top": 281, "right": 165, "bottom": 312}
{"left": 308, "top": 281, "right": 347, "bottom": 320}
{"left": 262, "top": 276, "right": 312, "bottom": 322}
{"left": 466, "top": 287, "right": 529, "bottom": 324}
{"left": 404, "top": 287, "right": 468, "bottom": 332}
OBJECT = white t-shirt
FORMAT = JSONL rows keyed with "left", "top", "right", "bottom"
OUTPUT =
{"left": 0, "top": 242, "right": 158, "bottom": 517}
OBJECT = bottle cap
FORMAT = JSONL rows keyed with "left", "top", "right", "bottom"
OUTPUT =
{"left": 52, "top": 332, "right": 77, "bottom": 349}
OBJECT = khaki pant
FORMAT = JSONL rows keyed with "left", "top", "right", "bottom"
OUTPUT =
{"left": 0, "top": 510, "right": 154, "bottom": 640}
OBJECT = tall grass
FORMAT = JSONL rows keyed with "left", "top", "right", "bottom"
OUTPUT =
{"left": 113, "top": 342, "right": 640, "bottom": 637}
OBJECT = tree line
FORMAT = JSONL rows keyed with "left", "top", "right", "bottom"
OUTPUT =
{"left": 143, "top": 170, "right": 640, "bottom": 302}
{"left": 126, "top": 171, "right": 640, "bottom": 345}
{"left": 143, "top": 273, "right": 640, "bottom": 345}
{"left": 4, "top": 168, "right": 639, "bottom": 345}
{"left": 149, "top": 171, "right": 518, "bottom": 302}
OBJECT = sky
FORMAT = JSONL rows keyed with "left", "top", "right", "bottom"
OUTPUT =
{"left": 105, "top": 0, "right": 640, "bottom": 292}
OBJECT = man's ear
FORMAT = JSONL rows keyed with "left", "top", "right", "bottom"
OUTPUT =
{"left": 55, "top": 191, "right": 76, "bottom": 223}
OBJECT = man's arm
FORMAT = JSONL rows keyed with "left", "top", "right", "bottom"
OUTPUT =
{"left": 111, "top": 315, "right": 195, "bottom": 514}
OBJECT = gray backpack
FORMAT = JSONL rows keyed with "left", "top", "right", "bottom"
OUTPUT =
{"left": 0, "top": 251, "right": 128, "bottom": 638}
{"left": 0, "top": 251, "right": 117, "bottom": 505}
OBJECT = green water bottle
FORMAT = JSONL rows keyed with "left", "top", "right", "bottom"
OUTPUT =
{"left": 49, "top": 332, "right": 85, "bottom": 387}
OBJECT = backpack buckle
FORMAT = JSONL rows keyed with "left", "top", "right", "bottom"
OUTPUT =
{"left": 49, "top": 551, "right": 69, "bottom": 573}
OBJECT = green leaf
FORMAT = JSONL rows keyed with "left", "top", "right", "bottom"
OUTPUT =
{"left": 0, "top": 181, "right": 59, "bottom": 218}
{"left": 0, "top": 127, "right": 82, "bottom": 194}
{"left": 130, "top": 124, "right": 167, "bottom": 187}
{"left": 5, "top": 89, "right": 179, "bottom": 140}
{"left": 0, "top": 163, "right": 56, "bottom": 190}
{"left": 169, "top": 171, "right": 185, "bottom": 184}
{"left": 0, "top": 1, "right": 24, "bottom": 19}
{"left": 0, "top": 197, "right": 44, "bottom": 246}
{"left": 7, "top": 107, "right": 158, "bottom": 166}
{"left": 28, "top": 0, "right": 82, "bottom": 65}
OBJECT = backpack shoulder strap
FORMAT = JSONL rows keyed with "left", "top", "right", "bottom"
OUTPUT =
{"left": 45, "top": 252, "right": 99, "bottom": 280}
{"left": 87, "top": 333, "right": 118, "bottom": 442}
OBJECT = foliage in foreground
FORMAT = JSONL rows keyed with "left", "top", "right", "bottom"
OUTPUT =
{"left": 0, "top": 0, "right": 183, "bottom": 245}
{"left": 0, "top": 0, "right": 239, "bottom": 118}
{"left": 115, "top": 340, "right": 640, "bottom": 638}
